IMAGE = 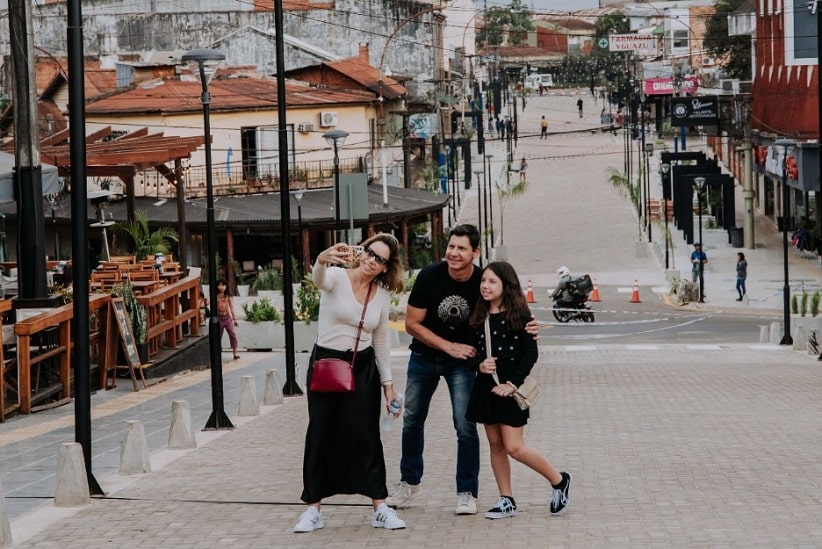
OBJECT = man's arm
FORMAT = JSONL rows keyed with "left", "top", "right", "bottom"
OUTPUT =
{"left": 405, "top": 305, "right": 476, "bottom": 360}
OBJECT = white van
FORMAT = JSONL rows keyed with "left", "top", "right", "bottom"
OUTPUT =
{"left": 524, "top": 73, "right": 554, "bottom": 91}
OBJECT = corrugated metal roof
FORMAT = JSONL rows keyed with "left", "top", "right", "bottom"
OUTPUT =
{"left": 0, "top": 185, "right": 448, "bottom": 229}
{"left": 85, "top": 77, "right": 375, "bottom": 116}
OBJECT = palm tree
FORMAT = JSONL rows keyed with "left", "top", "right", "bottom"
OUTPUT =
{"left": 116, "top": 210, "right": 179, "bottom": 260}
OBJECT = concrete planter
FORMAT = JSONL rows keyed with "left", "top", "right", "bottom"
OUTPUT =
{"left": 292, "top": 322, "right": 318, "bottom": 352}
{"left": 235, "top": 320, "right": 284, "bottom": 351}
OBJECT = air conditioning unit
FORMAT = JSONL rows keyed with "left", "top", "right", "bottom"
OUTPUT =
{"left": 297, "top": 123, "right": 314, "bottom": 133}
{"left": 702, "top": 57, "right": 715, "bottom": 66}
{"left": 720, "top": 78, "right": 740, "bottom": 94}
{"left": 319, "top": 111, "right": 338, "bottom": 127}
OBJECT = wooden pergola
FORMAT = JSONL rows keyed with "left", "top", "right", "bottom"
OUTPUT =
{"left": 34, "top": 127, "right": 205, "bottom": 269}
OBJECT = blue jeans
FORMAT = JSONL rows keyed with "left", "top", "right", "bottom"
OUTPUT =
{"left": 736, "top": 277, "right": 746, "bottom": 298}
{"left": 400, "top": 351, "right": 479, "bottom": 497}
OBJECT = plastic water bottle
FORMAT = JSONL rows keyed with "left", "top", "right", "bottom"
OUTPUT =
{"left": 380, "top": 393, "right": 404, "bottom": 432}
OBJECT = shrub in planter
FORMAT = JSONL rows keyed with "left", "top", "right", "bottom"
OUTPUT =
{"left": 791, "top": 294, "right": 799, "bottom": 315}
{"left": 242, "top": 298, "right": 282, "bottom": 323}
{"left": 295, "top": 274, "right": 320, "bottom": 324}
{"left": 801, "top": 291, "right": 809, "bottom": 317}
{"left": 251, "top": 268, "right": 283, "bottom": 294}
{"left": 812, "top": 291, "right": 821, "bottom": 317}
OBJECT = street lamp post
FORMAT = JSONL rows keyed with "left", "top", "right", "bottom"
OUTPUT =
{"left": 323, "top": 129, "right": 349, "bottom": 242}
{"left": 774, "top": 138, "right": 797, "bottom": 345}
{"left": 294, "top": 190, "right": 304, "bottom": 276}
{"left": 643, "top": 142, "right": 653, "bottom": 242}
{"left": 485, "top": 154, "right": 494, "bottom": 256}
{"left": 474, "top": 169, "right": 484, "bottom": 267}
{"left": 182, "top": 47, "right": 234, "bottom": 430}
{"left": 694, "top": 176, "right": 706, "bottom": 303}
{"left": 660, "top": 163, "right": 671, "bottom": 269}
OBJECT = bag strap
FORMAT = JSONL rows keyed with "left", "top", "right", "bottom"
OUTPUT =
{"left": 350, "top": 282, "right": 374, "bottom": 366}
{"left": 484, "top": 317, "right": 500, "bottom": 386}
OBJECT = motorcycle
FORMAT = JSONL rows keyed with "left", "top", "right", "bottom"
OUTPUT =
{"left": 551, "top": 275, "right": 595, "bottom": 323}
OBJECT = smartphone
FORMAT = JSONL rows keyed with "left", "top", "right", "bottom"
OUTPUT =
{"left": 344, "top": 246, "right": 364, "bottom": 262}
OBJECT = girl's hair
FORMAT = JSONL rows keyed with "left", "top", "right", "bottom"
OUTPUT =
{"left": 215, "top": 277, "right": 232, "bottom": 297}
{"left": 359, "top": 233, "right": 404, "bottom": 294}
{"left": 469, "top": 261, "right": 531, "bottom": 330}
{"left": 738, "top": 252, "right": 746, "bottom": 261}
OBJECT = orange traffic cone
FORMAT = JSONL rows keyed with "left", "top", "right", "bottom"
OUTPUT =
{"left": 590, "top": 278, "right": 601, "bottom": 302}
{"left": 629, "top": 280, "right": 641, "bottom": 303}
{"left": 526, "top": 280, "right": 536, "bottom": 303}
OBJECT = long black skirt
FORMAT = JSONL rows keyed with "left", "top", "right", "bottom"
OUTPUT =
{"left": 301, "top": 344, "right": 388, "bottom": 503}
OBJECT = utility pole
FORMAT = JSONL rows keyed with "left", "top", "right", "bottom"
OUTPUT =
{"left": 9, "top": 0, "right": 48, "bottom": 300}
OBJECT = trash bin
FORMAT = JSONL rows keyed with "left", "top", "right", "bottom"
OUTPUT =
{"left": 730, "top": 227, "right": 743, "bottom": 248}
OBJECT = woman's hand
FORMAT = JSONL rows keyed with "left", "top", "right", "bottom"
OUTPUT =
{"left": 382, "top": 383, "right": 399, "bottom": 415}
{"left": 233, "top": 320, "right": 239, "bottom": 327}
{"left": 525, "top": 316, "right": 540, "bottom": 339}
{"left": 317, "top": 243, "right": 350, "bottom": 266}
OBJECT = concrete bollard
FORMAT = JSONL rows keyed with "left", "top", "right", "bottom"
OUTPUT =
{"left": 54, "top": 443, "right": 91, "bottom": 506}
{"left": 263, "top": 369, "right": 284, "bottom": 405}
{"left": 792, "top": 325, "right": 806, "bottom": 351}
{"left": 237, "top": 376, "right": 260, "bottom": 416}
{"left": 759, "top": 326, "right": 769, "bottom": 343}
{"left": 769, "top": 322, "right": 781, "bottom": 344}
{"left": 168, "top": 400, "right": 197, "bottom": 449}
{"left": 119, "top": 420, "right": 151, "bottom": 475}
{"left": 0, "top": 480, "right": 11, "bottom": 547}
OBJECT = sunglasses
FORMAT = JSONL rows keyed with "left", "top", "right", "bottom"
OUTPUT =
{"left": 364, "top": 246, "right": 389, "bottom": 265}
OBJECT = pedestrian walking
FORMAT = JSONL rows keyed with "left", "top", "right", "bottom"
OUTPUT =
{"left": 540, "top": 115, "right": 548, "bottom": 139}
{"left": 691, "top": 243, "right": 708, "bottom": 282}
{"left": 295, "top": 234, "right": 407, "bottom": 533}
{"left": 577, "top": 98, "right": 583, "bottom": 118}
{"left": 386, "top": 225, "right": 539, "bottom": 515}
{"left": 215, "top": 278, "right": 240, "bottom": 360}
{"left": 519, "top": 157, "right": 527, "bottom": 183}
{"left": 497, "top": 116, "right": 504, "bottom": 140}
{"left": 736, "top": 252, "right": 747, "bottom": 301}
{"left": 466, "top": 261, "right": 572, "bottom": 519}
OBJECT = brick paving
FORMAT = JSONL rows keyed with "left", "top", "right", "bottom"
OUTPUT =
{"left": 5, "top": 89, "right": 822, "bottom": 547}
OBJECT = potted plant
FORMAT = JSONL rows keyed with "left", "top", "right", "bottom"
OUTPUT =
{"left": 251, "top": 267, "right": 284, "bottom": 304}
{"left": 238, "top": 297, "right": 284, "bottom": 350}
{"left": 115, "top": 210, "right": 178, "bottom": 261}
{"left": 111, "top": 281, "right": 149, "bottom": 363}
{"left": 293, "top": 274, "right": 320, "bottom": 352}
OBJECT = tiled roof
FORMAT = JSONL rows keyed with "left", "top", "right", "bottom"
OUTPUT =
{"left": 323, "top": 58, "right": 407, "bottom": 100}
{"left": 85, "top": 77, "right": 375, "bottom": 115}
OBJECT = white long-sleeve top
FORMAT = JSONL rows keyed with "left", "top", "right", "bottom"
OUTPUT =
{"left": 312, "top": 261, "right": 392, "bottom": 384}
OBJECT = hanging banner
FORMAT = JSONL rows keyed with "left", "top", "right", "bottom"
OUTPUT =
{"left": 644, "top": 76, "right": 700, "bottom": 95}
{"left": 671, "top": 96, "right": 720, "bottom": 126}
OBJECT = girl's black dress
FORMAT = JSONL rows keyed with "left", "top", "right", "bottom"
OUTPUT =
{"left": 466, "top": 312, "right": 539, "bottom": 427}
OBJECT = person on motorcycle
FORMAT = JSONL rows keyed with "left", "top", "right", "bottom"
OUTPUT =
{"left": 551, "top": 266, "right": 575, "bottom": 307}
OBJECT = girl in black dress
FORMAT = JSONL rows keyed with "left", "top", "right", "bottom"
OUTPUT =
{"left": 466, "top": 261, "right": 572, "bottom": 519}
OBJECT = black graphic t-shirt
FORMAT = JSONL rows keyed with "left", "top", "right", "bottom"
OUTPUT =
{"left": 407, "top": 261, "right": 482, "bottom": 357}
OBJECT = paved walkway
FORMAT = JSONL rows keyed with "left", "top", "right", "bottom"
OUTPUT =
{"left": 3, "top": 89, "right": 822, "bottom": 547}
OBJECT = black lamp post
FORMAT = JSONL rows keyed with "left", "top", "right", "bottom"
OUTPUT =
{"left": 774, "top": 138, "right": 797, "bottom": 345}
{"left": 323, "top": 129, "right": 349, "bottom": 242}
{"left": 294, "top": 190, "right": 304, "bottom": 276}
{"left": 660, "top": 163, "right": 671, "bottom": 269}
{"left": 643, "top": 141, "right": 653, "bottom": 242}
{"left": 484, "top": 153, "right": 494, "bottom": 256}
{"left": 694, "top": 176, "right": 706, "bottom": 303}
{"left": 474, "top": 169, "right": 484, "bottom": 267}
{"left": 182, "top": 47, "right": 234, "bottom": 431}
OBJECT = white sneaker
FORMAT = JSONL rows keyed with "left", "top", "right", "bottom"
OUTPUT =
{"left": 385, "top": 481, "right": 421, "bottom": 508}
{"left": 293, "top": 507, "right": 324, "bottom": 533}
{"left": 455, "top": 492, "right": 477, "bottom": 515}
{"left": 372, "top": 503, "right": 406, "bottom": 529}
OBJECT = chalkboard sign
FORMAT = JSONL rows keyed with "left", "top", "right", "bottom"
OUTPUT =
{"left": 110, "top": 297, "right": 144, "bottom": 391}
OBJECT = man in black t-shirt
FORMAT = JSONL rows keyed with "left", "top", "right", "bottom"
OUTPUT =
{"left": 387, "top": 224, "right": 483, "bottom": 515}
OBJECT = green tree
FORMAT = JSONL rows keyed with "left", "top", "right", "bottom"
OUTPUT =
{"left": 477, "top": 0, "right": 533, "bottom": 47}
{"left": 115, "top": 210, "right": 179, "bottom": 260}
{"left": 703, "top": 0, "right": 752, "bottom": 80}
